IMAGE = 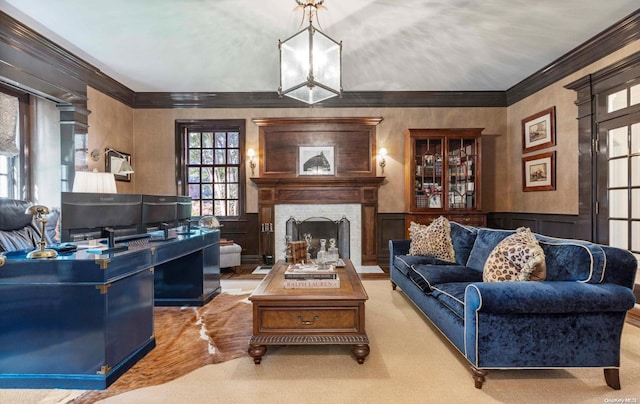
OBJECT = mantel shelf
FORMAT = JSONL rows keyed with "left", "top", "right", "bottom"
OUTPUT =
{"left": 250, "top": 176, "right": 385, "bottom": 188}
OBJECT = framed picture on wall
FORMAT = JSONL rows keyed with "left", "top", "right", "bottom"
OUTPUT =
{"left": 522, "top": 151, "right": 555, "bottom": 192}
{"left": 298, "top": 146, "right": 335, "bottom": 176}
{"left": 522, "top": 106, "right": 555, "bottom": 153}
{"left": 106, "top": 148, "right": 132, "bottom": 182}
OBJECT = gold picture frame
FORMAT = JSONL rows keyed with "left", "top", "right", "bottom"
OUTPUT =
{"left": 522, "top": 151, "right": 555, "bottom": 192}
{"left": 522, "top": 106, "right": 555, "bottom": 153}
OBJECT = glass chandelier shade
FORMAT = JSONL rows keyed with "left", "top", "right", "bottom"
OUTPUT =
{"left": 279, "top": 20, "right": 342, "bottom": 105}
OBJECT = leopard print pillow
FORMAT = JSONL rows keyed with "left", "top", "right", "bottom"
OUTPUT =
{"left": 483, "top": 227, "right": 546, "bottom": 282}
{"left": 408, "top": 216, "right": 455, "bottom": 263}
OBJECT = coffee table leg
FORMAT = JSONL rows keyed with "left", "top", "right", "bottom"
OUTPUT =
{"left": 248, "top": 344, "right": 267, "bottom": 364}
{"left": 352, "top": 344, "right": 370, "bottom": 364}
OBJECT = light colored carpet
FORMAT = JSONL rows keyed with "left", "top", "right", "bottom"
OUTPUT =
{"left": 2, "top": 279, "right": 640, "bottom": 404}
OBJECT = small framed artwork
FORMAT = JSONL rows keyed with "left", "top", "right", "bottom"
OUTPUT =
{"left": 522, "top": 106, "right": 555, "bottom": 153}
{"left": 429, "top": 194, "right": 441, "bottom": 208}
{"left": 298, "top": 146, "right": 335, "bottom": 176}
{"left": 106, "top": 148, "right": 132, "bottom": 182}
{"left": 522, "top": 151, "right": 555, "bottom": 192}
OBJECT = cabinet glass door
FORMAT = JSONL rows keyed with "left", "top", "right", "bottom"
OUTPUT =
{"left": 414, "top": 138, "right": 443, "bottom": 210}
{"left": 447, "top": 138, "right": 477, "bottom": 209}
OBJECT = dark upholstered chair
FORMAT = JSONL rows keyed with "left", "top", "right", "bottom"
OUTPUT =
{"left": 0, "top": 198, "right": 53, "bottom": 252}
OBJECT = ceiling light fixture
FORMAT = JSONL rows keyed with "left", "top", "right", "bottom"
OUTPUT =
{"left": 278, "top": 0, "right": 342, "bottom": 105}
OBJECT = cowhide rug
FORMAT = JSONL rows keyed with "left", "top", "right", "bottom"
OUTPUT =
{"left": 73, "top": 292, "right": 253, "bottom": 403}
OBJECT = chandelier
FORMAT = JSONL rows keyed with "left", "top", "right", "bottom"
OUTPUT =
{"left": 278, "top": 0, "right": 342, "bottom": 105}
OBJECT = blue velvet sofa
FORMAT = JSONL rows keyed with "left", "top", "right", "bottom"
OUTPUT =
{"left": 389, "top": 222, "right": 638, "bottom": 389}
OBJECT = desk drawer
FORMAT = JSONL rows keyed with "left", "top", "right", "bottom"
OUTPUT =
{"left": 257, "top": 307, "right": 360, "bottom": 333}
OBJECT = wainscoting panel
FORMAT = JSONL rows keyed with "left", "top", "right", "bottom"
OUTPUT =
{"left": 488, "top": 212, "right": 586, "bottom": 240}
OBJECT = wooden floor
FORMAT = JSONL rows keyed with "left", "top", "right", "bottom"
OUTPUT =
{"left": 220, "top": 263, "right": 390, "bottom": 280}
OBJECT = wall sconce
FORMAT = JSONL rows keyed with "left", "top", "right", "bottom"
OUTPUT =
{"left": 248, "top": 148, "right": 256, "bottom": 176}
{"left": 378, "top": 147, "right": 388, "bottom": 174}
{"left": 92, "top": 148, "right": 134, "bottom": 175}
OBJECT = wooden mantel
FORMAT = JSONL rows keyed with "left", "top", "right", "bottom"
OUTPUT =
{"left": 251, "top": 176, "right": 384, "bottom": 265}
{"left": 250, "top": 176, "right": 385, "bottom": 205}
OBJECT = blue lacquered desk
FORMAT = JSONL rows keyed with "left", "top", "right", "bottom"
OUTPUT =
{"left": 0, "top": 230, "right": 220, "bottom": 389}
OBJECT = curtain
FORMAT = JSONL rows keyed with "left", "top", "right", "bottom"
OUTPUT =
{"left": 0, "top": 92, "right": 19, "bottom": 156}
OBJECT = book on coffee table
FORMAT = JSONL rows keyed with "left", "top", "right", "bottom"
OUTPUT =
{"left": 284, "top": 263, "right": 337, "bottom": 279}
{"left": 283, "top": 276, "right": 340, "bottom": 289}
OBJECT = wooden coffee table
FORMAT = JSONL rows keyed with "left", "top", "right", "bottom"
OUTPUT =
{"left": 248, "top": 259, "right": 369, "bottom": 364}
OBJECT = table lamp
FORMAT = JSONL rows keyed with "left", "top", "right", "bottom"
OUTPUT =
{"left": 25, "top": 205, "right": 58, "bottom": 259}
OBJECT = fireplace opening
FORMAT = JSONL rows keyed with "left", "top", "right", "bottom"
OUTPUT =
{"left": 286, "top": 216, "right": 350, "bottom": 260}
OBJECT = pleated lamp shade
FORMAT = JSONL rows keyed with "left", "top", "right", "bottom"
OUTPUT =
{"left": 72, "top": 171, "right": 117, "bottom": 193}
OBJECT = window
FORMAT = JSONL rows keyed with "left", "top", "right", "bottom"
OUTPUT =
{"left": 0, "top": 85, "right": 29, "bottom": 200}
{"left": 176, "top": 120, "right": 246, "bottom": 218}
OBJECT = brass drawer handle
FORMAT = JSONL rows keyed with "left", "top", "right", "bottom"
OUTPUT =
{"left": 297, "top": 315, "right": 319, "bottom": 325}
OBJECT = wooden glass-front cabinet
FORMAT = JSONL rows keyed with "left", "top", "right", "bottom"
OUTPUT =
{"left": 404, "top": 128, "right": 486, "bottom": 231}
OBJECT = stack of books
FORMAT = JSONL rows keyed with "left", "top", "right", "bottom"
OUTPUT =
{"left": 283, "top": 263, "right": 340, "bottom": 289}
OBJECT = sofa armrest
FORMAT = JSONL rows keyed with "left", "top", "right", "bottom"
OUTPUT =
{"left": 465, "top": 281, "right": 635, "bottom": 315}
{"left": 389, "top": 239, "right": 410, "bottom": 269}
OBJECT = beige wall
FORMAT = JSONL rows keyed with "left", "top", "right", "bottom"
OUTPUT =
{"left": 87, "top": 87, "right": 135, "bottom": 194}
{"left": 131, "top": 107, "right": 505, "bottom": 213}
{"left": 85, "top": 41, "right": 639, "bottom": 216}
{"left": 503, "top": 41, "right": 640, "bottom": 214}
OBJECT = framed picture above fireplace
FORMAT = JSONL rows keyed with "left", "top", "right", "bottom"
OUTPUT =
{"left": 298, "top": 146, "right": 335, "bottom": 176}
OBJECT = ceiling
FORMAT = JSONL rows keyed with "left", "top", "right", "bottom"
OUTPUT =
{"left": 1, "top": 0, "right": 638, "bottom": 94}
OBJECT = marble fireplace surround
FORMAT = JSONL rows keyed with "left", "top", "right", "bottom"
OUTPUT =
{"left": 251, "top": 177, "right": 384, "bottom": 266}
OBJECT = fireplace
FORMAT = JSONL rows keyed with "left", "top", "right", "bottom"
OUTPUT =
{"left": 252, "top": 177, "right": 383, "bottom": 266}
{"left": 286, "top": 216, "right": 350, "bottom": 260}
{"left": 275, "top": 203, "right": 361, "bottom": 265}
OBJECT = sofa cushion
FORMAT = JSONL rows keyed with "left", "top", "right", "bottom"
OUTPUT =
{"left": 466, "top": 228, "right": 516, "bottom": 272}
{"left": 536, "top": 235, "right": 607, "bottom": 283}
{"left": 430, "top": 282, "right": 472, "bottom": 320}
{"left": 483, "top": 227, "right": 546, "bottom": 282}
{"left": 408, "top": 217, "right": 455, "bottom": 262}
{"left": 450, "top": 221, "right": 478, "bottom": 265}
{"left": 393, "top": 254, "right": 454, "bottom": 277}
{"left": 410, "top": 264, "right": 483, "bottom": 293}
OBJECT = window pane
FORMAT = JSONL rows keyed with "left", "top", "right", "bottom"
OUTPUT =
{"left": 0, "top": 156, "right": 7, "bottom": 174}
{"left": 632, "top": 123, "right": 640, "bottom": 154}
{"left": 609, "top": 189, "right": 628, "bottom": 219}
{"left": 632, "top": 222, "right": 640, "bottom": 251}
{"left": 214, "top": 167, "right": 226, "bottom": 182}
{"left": 609, "top": 158, "right": 627, "bottom": 188}
{"left": 228, "top": 132, "right": 239, "bottom": 147}
{"left": 632, "top": 189, "right": 640, "bottom": 219}
{"left": 228, "top": 184, "right": 238, "bottom": 199}
{"left": 202, "top": 200, "right": 213, "bottom": 216}
{"left": 189, "top": 132, "right": 201, "bottom": 147}
{"left": 202, "top": 132, "right": 213, "bottom": 148}
{"left": 228, "top": 167, "right": 238, "bottom": 182}
{"left": 632, "top": 156, "right": 640, "bottom": 187}
{"left": 228, "top": 149, "right": 239, "bottom": 164}
{"left": 0, "top": 177, "right": 7, "bottom": 198}
{"left": 201, "top": 184, "right": 213, "bottom": 199}
{"left": 227, "top": 200, "right": 238, "bottom": 216}
{"left": 214, "top": 200, "right": 225, "bottom": 216}
{"left": 631, "top": 84, "right": 640, "bottom": 107}
{"left": 201, "top": 167, "right": 213, "bottom": 183}
{"left": 215, "top": 149, "right": 226, "bottom": 164}
{"left": 189, "top": 150, "right": 201, "bottom": 165}
{"left": 214, "top": 184, "right": 226, "bottom": 198}
{"left": 191, "top": 201, "right": 200, "bottom": 217}
{"left": 188, "top": 167, "right": 200, "bottom": 182}
{"left": 188, "top": 184, "right": 200, "bottom": 199}
{"left": 609, "top": 219, "right": 628, "bottom": 249}
{"left": 202, "top": 149, "right": 213, "bottom": 164}
{"left": 608, "top": 126, "right": 627, "bottom": 158}
{"left": 215, "top": 132, "right": 226, "bottom": 148}
{"left": 607, "top": 88, "right": 627, "bottom": 113}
